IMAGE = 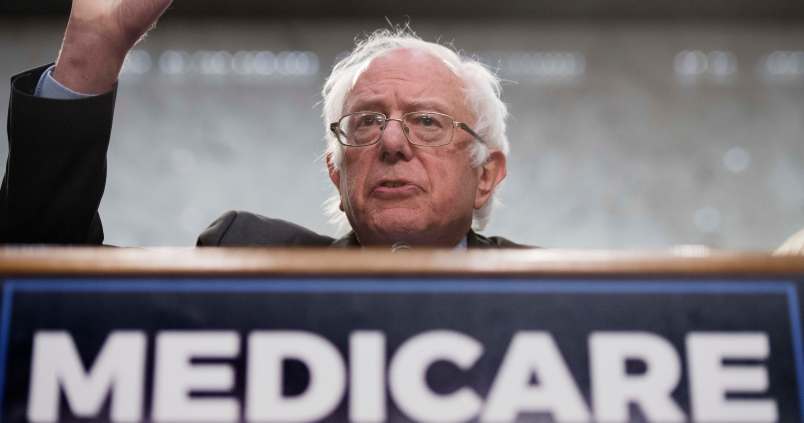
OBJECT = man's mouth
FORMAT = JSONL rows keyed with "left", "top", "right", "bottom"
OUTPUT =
{"left": 380, "top": 181, "right": 407, "bottom": 188}
{"left": 371, "top": 179, "right": 421, "bottom": 198}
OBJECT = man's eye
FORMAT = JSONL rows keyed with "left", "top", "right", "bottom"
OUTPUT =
{"left": 361, "top": 115, "right": 384, "bottom": 125}
{"left": 410, "top": 115, "right": 446, "bottom": 130}
{"left": 411, "top": 114, "right": 442, "bottom": 128}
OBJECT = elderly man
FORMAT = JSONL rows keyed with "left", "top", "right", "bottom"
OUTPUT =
{"left": 1, "top": 0, "right": 518, "bottom": 248}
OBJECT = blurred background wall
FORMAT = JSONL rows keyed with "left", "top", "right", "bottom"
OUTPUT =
{"left": 1, "top": 0, "right": 802, "bottom": 249}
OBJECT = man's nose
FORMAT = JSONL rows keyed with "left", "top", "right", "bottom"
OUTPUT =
{"left": 378, "top": 119, "right": 414, "bottom": 162}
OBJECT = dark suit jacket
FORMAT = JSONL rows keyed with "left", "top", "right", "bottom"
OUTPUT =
{"left": 1, "top": 65, "right": 524, "bottom": 248}
{"left": 197, "top": 210, "right": 524, "bottom": 248}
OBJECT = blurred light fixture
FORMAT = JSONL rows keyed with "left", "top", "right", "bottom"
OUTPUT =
{"left": 477, "top": 51, "right": 586, "bottom": 83}
{"left": 707, "top": 51, "right": 737, "bottom": 78}
{"left": 674, "top": 50, "right": 708, "bottom": 77}
{"left": 205, "top": 51, "right": 233, "bottom": 75}
{"left": 254, "top": 51, "right": 278, "bottom": 75}
{"left": 759, "top": 51, "right": 804, "bottom": 82}
{"left": 722, "top": 147, "right": 751, "bottom": 174}
{"left": 674, "top": 50, "right": 737, "bottom": 84}
{"left": 159, "top": 50, "right": 190, "bottom": 75}
{"left": 232, "top": 50, "right": 255, "bottom": 75}
{"left": 146, "top": 50, "right": 320, "bottom": 79}
{"left": 120, "top": 50, "right": 153, "bottom": 76}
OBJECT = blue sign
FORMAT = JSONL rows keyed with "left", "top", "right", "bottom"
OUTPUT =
{"left": 0, "top": 277, "right": 801, "bottom": 422}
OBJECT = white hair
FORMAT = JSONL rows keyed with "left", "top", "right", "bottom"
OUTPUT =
{"left": 322, "top": 27, "right": 510, "bottom": 232}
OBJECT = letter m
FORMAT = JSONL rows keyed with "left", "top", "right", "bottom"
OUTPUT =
{"left": 27, "top": 331, "right": 145, "bottom": 422}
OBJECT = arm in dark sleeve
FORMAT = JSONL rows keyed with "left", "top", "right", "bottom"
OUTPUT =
{"left": 0, "top": 64, "right": 117, "bottom": 244}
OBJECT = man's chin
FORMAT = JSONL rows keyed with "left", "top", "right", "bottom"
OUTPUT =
{"left": 358, "top": 210, "right": 431, "bottom": 246}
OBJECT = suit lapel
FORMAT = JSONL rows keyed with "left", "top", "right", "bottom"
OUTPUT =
{"left": 467, "top": 230, "right": 495, "bottom": 249}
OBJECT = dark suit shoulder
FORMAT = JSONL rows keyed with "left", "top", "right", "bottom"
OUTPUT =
{"left": 196, "top": 210, "right": 334, "bottom": 247}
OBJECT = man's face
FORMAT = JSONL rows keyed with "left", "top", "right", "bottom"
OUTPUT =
{"left": 329, "top": 49, "right": 502, "bottom": 246}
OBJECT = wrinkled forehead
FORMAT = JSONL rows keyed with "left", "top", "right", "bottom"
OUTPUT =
{"left": 344, "top": 48, "right": 469, "bottom": 114}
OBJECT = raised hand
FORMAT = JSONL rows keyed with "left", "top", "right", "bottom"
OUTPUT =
{"left": 53, "top": 0, "right": 173, "bottom": 94}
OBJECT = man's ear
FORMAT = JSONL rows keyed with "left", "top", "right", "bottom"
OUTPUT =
{"left": 326, "top": 153, "right": 340, "bottom": 188}
{"left": 474, "top": 150, "right": 507, "bottom": 210}
{"left": 326, "top": 153, "right": 345, "bottom": 211}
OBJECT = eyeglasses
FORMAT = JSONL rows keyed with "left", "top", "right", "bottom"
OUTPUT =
{"left": 330, "top": 111, "right": 486, "bottom": 147}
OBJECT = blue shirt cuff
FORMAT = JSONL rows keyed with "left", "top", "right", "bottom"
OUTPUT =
{"left": 34, "top": 65, "right": 97, "bottom": 100}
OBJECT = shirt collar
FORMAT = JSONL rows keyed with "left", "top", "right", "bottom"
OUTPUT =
{"left": 332, "top": 232, "right": 471, "bottom": 250}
